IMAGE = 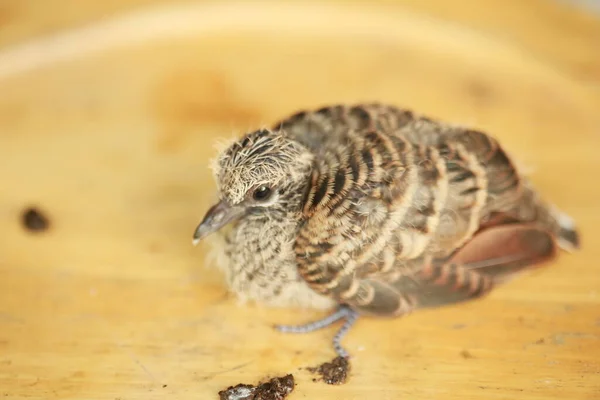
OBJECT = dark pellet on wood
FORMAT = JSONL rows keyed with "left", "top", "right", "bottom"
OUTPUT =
{"left": 21, "top": 207, "right": 50, "bottom": 232}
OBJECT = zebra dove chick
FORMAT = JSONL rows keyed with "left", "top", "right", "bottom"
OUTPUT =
{"left": 192, "top": 103, "right": 580, "bottom": 358}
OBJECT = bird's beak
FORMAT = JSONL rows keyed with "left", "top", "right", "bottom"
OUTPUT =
{"left": 192, "top": 200, "right": 244, "bottom": 245}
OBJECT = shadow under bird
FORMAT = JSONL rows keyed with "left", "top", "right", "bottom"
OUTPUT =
{"left": 192, "top": 103, "right": 580, "bottom": 358}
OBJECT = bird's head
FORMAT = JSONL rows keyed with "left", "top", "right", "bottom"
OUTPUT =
{"left": 192, "top": 129, "right": 313, "bottom": 244}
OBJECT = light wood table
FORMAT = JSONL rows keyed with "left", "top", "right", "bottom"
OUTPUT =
{"left": 1, "top": 1, "right": 599, "bottom": 398}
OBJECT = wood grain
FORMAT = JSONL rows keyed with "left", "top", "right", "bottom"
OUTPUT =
{"left": 0, "top": 1, "right": 599, "bottom": 399}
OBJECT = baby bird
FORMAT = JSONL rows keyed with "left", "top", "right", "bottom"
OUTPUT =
{"left": 193, "top": 103, "right": 580, "bottom": 358}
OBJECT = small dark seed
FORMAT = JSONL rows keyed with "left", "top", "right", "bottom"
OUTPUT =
{"left": 22, "top": 207, "right": 50, "bottom": 232}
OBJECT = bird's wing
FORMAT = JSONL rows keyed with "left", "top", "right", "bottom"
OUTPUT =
{"left": 283, "top": 103, "right": 576, "bottom": 316}
{"left": 330, "top": 224, "right": 558, "bottom": 316}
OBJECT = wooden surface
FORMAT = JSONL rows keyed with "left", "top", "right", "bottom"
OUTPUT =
{"left": 1, "top": 1, "right": 599, "bottom": 398}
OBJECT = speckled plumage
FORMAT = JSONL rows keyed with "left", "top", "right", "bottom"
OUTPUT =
{"left": 194, "top": 103, "right": 580, "bottom": 357}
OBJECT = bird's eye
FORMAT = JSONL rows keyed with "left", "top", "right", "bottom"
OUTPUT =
{"left": 253, "top": 186, "right": 272, "bottom": 201}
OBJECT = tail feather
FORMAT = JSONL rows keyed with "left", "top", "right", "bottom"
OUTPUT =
{"left": 395, "top": 224, "right": 558, "bottom": 311}
{"left": 489, "top": 180, "right": 580, "bottom": 253}
{"left": 553, "top": 208, "right": 580, "bottom": 252}
{"left": 448, "top": 224, "right": 558, "bottom": 284}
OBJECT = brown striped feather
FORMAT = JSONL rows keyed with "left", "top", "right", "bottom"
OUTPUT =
{"left": 268, "top": 103, "right": 578, "bottom": 315}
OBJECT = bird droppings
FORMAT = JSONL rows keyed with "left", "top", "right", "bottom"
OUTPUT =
{"left": 307, "top": 356, "right": 350, "bottom": 385}
{"left": 218, "top": 374, "right": 294, "bottom": 400}
{"left": 21, "top": 207, "right": 50, "bottom": 232}
{"left": 219, "top": 383, "right": 255, "bottom": 400}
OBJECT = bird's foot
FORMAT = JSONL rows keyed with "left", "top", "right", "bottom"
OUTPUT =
{"left": 274, "top": 305, "right": 359, "bottom": 358}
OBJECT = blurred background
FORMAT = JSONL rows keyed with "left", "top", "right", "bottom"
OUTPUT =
{"left": 0, "top": 1, "right": 599, "bottom": 399}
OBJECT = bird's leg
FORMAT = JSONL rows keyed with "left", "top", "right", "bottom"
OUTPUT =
{"left": 274, "top": 305, "right": 359, "bottom": 358}
{"left": 274, "top": 306, "right": 352, "bottom": 333}
{"left": 332, "top": 308, "right": 359, "bottom": 358}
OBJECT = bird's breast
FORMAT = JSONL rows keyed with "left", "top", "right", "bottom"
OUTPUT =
{"left": 215, "top": 217, "right": 335, "bottom": 310}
